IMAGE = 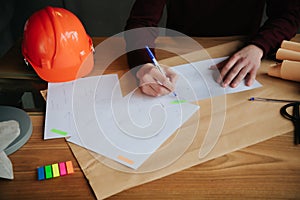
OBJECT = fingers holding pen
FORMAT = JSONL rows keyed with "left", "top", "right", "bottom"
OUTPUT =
{"left": 137, "top": 63, "right": 177, "bottom": 96}
{"left": 164, "top": 67, "right": 178, "bottom": 85}
{"left": 139, "top": 73, "right": 171, "bottom": 96}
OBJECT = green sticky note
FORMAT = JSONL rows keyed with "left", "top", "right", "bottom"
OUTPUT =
{"left": 45, "top": 165, "right": 53, "bottom": 179}
{"left": 170, "top": 100, "right": 187, "bottom": 104}
{"left": 50, "top": 128, "right": 67, "bottom": 136}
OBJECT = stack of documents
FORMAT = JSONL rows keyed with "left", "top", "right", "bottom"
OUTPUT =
{"left": 44, "top": 57, "right": 261, "bottom": 169}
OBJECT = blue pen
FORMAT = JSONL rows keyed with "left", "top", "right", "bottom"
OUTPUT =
{"left": 145, "top": 46, "right": 177, "bottom": 96}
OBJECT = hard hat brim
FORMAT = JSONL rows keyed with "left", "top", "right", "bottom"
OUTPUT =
{"left": 32, "top": 52, "right": 94, "bottom": 82}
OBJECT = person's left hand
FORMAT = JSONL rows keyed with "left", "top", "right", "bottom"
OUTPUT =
{"left": 210, "top": 44, "right": 263, "bottom": 88}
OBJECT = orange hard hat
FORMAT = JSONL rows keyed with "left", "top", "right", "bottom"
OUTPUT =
{"left": 22, "top": 6, "right": 94, "bottom": 82}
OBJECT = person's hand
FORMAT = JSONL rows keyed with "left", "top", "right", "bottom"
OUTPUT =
{"left": 211, "top": 44, "right": 263, "bottom": 88}
{"left": 136, "top": 63, "right": 178, "bottom": 96}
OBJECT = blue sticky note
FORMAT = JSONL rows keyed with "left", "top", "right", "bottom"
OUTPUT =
{"left": 37, "top": 166, "right": 45, "bottom": 180}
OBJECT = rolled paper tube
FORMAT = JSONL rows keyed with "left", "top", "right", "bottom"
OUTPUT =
{"left": 276, "top": 48, "right": 300, "bottom": 62}
{"left": 268, "top": 60, "right": 300, "bottom": 82}
{"left": 281, "top": 60, "right": 300, "bottom": 82}
{"left": 281, "top": 40, "right": 300, "bottom": 52}
{"left": 267, "top": 63, "right": 281, "bottom": 78}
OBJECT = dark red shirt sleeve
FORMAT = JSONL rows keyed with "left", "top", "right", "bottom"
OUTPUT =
{"left": 249, "top": 0, "right": 300, "bottom": 57}
{"left": 125, "top": 0, "right": 300, "bottom": 70}
{"left": 124, "top": 0, "right": 167, "bottom": 72}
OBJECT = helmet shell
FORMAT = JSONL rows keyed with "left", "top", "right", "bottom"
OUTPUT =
{"left": 22, "top": 6, "right": 94, "bottom": 82}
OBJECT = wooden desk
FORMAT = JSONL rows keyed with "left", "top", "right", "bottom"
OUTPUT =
{"left": 0, "top": 36, "right": 299, "bottom": 199}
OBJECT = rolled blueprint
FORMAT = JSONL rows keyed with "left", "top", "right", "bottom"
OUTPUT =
{"left": 268, "top": 60, "right": 300, "bottom": 82}
{"left": 281, "top": 40, "right": 300, "bottom": 52}
{"left": 276, "top": 48, "right": 300, "bottom": 62}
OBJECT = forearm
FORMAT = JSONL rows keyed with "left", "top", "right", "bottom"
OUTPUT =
{"left": 249, "top": 0, "right": 300, "bottom": 57}
{"left": 124, "top": 0, "right": 167, "bottom": 70}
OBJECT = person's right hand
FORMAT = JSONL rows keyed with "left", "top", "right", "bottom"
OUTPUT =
{"left": 136, "top": 63, "right": 178, "bottom": 97}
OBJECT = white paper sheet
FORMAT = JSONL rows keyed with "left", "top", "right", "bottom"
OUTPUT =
{"left": 70, "top": 95, "right": 199, "bottom": 169}
{"left": 63, "top": 75, "right": 198, "bottom": 169}
{"left": 44, "top": 57, "right": 262, "bottom": 169}
{"left": 44, "top": 74, "right": 121, "bottom": 139}
{"left": 172, "top": 57, "right": 262, "bottom": 102}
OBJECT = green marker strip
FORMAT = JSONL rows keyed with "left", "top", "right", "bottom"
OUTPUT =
{"left": 51, "top": 128, "right": 67, "bottom": 136}
{"left": 170, "top": 100, "right": 187, "bottom": 104}
{"left": 45, "top": 165, "right": 53, "bottom": 179}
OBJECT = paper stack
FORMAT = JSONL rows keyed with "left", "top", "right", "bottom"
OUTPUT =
{"left": 44, "top": 57, "right": 262, "bottom": 170}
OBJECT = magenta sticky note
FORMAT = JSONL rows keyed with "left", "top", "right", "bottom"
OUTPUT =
{"left": 59, "top": 162, "right": 67, "bottom": 176}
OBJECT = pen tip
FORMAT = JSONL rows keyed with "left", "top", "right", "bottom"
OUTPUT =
{"left": 249, "top": 97, "right": 254, "bottom": 101}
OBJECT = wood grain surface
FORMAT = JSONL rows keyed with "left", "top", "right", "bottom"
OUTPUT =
{"left": 0, "top": 36, "right": 299, "bottom": 200}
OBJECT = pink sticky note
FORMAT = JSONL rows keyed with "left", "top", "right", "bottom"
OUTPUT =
{"left": 59, "top": 162, "right": 67, "bottom": 176}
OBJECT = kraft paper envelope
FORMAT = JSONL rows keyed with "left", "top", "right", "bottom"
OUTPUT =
{"left": 68, "top": 40, "right": 300, "bottom": 199}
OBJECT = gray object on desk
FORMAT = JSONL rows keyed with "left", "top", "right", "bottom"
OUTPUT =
{"left": 0, "top": 106, "right": 33, "bottom": 155}
{"left": 0, "top": 120, "right": 20, "bottom": 179}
